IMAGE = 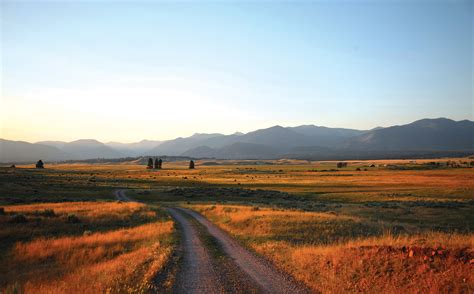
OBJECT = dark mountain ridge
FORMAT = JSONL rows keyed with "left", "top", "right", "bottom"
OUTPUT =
{"left": 1, "top": 118, "right": 472, "bottom": 163}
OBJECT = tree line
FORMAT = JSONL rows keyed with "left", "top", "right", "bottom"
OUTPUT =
{"left": 147, "top": 158, "right": 195, "bottom": 169}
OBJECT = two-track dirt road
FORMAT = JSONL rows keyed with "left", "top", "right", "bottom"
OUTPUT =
{"left": 114, "top": 189, "right": 133, "bottom": 202}
{"left": 114, "top": 190, "right": 310, "bottom": 293}
{"left": 166, "top": 207, "right": 226, "bottom": 293}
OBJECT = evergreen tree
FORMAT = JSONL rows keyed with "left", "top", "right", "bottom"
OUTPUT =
{"left": 189, "top": 160, "right": 195, "bottom": 169}
{"left": 154, "top": 158, "right": 163, "bottom": 169}
{"left": 36, "top": 160, "right": 44, "bottom": 169}
{"left": 147, "top": 158, "right": 153, "bottom": 169}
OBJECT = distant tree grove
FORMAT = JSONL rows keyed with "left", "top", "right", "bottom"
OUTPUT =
{"left": 337, "top": 162, "right": 348, "bottom": 168}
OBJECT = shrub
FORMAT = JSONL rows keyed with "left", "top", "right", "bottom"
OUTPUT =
{"left": 337, "top": 162, "right": 348, "bottom": 168}
{"left": 66, "top": 214, "right": 81, "bottom": 224}
{"left": 9, "top": 214, "right": 27, "bottom": 223}
{"left": 0, "top": 207, "right": 4, "bottom": 215}
{"left": 41, "top": 209, "right": 56, "bottom": 217}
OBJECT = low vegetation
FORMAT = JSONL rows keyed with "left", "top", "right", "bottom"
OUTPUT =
{"left": 0, "top": 201, "right": 175, "bottom": 293}
{"left": 192, "top": 204, "right": 473, "bottom": 293}
{"left": 0, "top": 157, "right": 472, "bottom": 292}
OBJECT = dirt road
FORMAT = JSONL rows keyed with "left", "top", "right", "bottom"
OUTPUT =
{"left": 114, "top": 189, "right": 134, "bottom": 202}
{"left": 167, "top": 208, "right": 226, "bottom": 293}
{"left": 174, "top": 207, "right": 310, "bottom": 294}
{"left": 114, "top": 190, "right": 309, "bottom": 293}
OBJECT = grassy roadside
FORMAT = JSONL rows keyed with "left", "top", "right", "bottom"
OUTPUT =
{"left": 191, "top": 204, "right": 474, "bottom": 293}
{"left": 0, "top": 201, "right": 176, "bottom": 293}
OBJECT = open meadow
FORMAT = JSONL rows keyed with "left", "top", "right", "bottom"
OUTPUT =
{"left": 0, "top": 200, "right": 175, "bottom": 293}
{"left": 0, "top": 158, "right": 473, "bottom": 293}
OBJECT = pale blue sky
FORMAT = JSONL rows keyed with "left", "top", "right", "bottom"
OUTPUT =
{"left": 1, "top": 0, "right": 473, "bottom": 142}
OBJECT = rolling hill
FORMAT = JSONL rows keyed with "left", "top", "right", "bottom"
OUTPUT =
{"left": 60, "top": 139, "right": 124, "bottom": 160}
{"left": 0, "top": 140, "right": 69, "bottom": 163}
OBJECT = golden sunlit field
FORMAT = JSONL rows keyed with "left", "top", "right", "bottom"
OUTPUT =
{"left": 0, "top": 201, "right": 175, "bottom": 293}
{"left": 0, "top": 157, "right": 473, "bottom": 293}
{"left": 192, "top": 204, "right": 473, "bottom": 293}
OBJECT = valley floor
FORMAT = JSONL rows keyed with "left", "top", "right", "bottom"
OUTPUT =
{"left": 0, "top": 158, "right": 473, "bottom": 293}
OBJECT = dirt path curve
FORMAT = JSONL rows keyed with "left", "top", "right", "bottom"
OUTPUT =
{"left": 167, "top": 208, "right": 226, "bottom": 294}
{"left": 114, "top": 191, "right": 225, "bottom": 292}
{"left": 174, "top": 207, "right": 310, "bottom": 294}
{"left": 114, "top": 189, "right": 134, "bottom": 202}
{"left": 113, "top": 190, "right": 309, "bottom": 293}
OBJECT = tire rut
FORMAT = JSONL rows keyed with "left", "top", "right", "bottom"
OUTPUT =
{"left": 172, "top": 207, "right": 311, "bottom": 294}
{"left": 113, "top": 190, "right": 310, "bottom": 293}
{"left": 167, "top": 208, "right": 225, "bottom": 294}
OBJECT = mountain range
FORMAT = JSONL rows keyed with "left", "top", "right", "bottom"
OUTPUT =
{"left": 1, "top": 118, "right": 473, "bottom": 163}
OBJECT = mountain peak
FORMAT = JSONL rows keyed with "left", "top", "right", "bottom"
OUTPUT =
{"left": 268, "top": 125, "right": 285, "bottom": 130}
{"left": 69, "top": 139, "right": 103, "bottom": 146}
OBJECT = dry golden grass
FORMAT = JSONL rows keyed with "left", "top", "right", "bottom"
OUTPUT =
{"left": 191, "top": 204, "right": 372, "bottom": 244}
{"left": 8, "top": 158, "right": 474, "bottom": 203}
{"left": 4, "top": 201, "right": 146, "bottom": 217}
{"left": 3, "top": 201, "right": 158, "bottom": 221}
{"left": 3, "top": 159, "right": 473, "bottom": 292}
{"left": 1, "top": 202, "right": 175, "bottom": 293}
{"left": 193, "top": 204, "right": 474, "bottom": 293}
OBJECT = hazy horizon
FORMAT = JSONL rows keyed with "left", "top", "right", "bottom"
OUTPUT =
{"left": 0, "top": 116, "right": 470, "bottom": 144}
{"left": 2, "top": 1, "right": 472, "bottom": 143}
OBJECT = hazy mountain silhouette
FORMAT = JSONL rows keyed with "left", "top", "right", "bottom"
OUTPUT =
{"left": 236, "top": 126, "right": 314, "bottom": 150}
{"left": 181, "top": 142, "right": 278, "bottom": 159}
{"left": 343, "top": 118, "right": 474, "bottom": 151}
{"left": 106, "top": 140, "right": 162, "bottom": 156}
{"left": 36, "top": 140, "right": 68, "bottom": 149}
{"left": 0, "top": 139, "right": 69, "bottom": 162}
{"left": 1, "top": 118, "right": 472, "bottom": 163}
{"left": 178, "top": 118, "right": 474, "bottom": 159}
{"left": 158, "top": 125, "right": 350, "bottom": 153}
{"left": 147, "top": 133, "right": 224, "bottom": 156}
{"left": 180, "top": 145, "right": 216, "bottom": 158}
{"left": 39, "top": 139, "right": 123, "bottom": 160}
{"left": 288, "top": 125, "right": 366, "bottom": 146}
{"left": 61, "top": 139, "right": 123, "bottom": 160}
{"left": 214, "top": 142, "right": 278, "bottom": 159}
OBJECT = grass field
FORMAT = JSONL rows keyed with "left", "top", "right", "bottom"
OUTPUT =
{"left": 0, "top": 201, "right": 175, "bottom": 293}
{"left": 0, "top": 157, "right": 473, "bottom": 292}
{"left": 191, "top": 204, "right": 473, "bottom": 293}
